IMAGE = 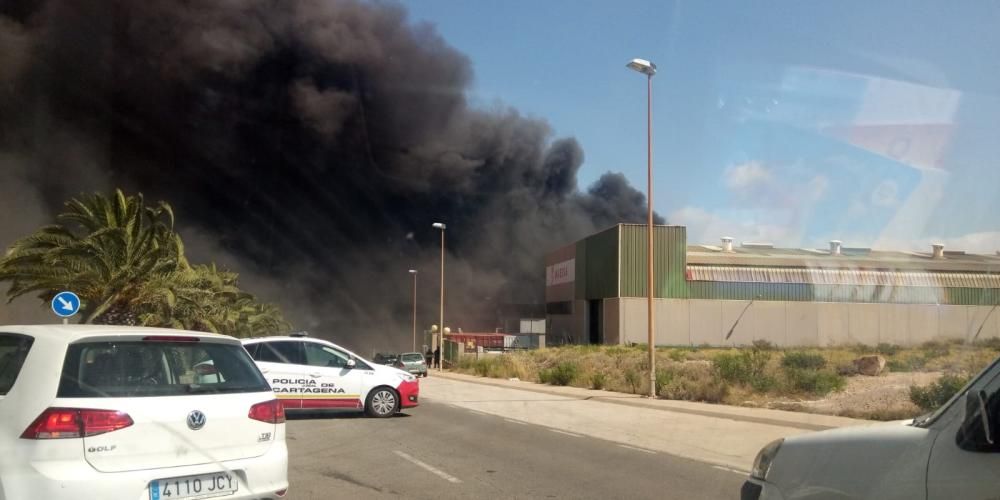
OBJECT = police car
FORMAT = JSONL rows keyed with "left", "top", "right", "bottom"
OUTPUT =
{"left": 0, "top": 325, "right": 289, "bottom": 500}
{"left": 242, "top": 334, "right": 419, "bottom": 418}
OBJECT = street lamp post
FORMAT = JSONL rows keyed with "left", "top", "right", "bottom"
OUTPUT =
{"left": 432, "top": 222, "right": 447, "bottom": 370}
{"left": 627, "top": 58, "right": 657, "bottom": 398}
{"left": 409, "top": 269, "right": 418, "bottom": 352}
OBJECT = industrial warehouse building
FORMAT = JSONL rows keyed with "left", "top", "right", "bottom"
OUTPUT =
{"left": 545, "top": 224, "right": 1000, "bottom": 347}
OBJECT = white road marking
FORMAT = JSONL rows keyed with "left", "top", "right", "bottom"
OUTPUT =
{"left": 548, "top": 429, "right": 583, "bottom": 438}
{"left": 504, "top": 418, "right": 527, "bottom": 425}
{"left": 394, "top": 450, "right": 462, "bottom": 484}
{"left": 712, "top": 465, "right": 749, "bottom": 475}
{"left": 617, "top": 444, "right": 656, "bottom": 454}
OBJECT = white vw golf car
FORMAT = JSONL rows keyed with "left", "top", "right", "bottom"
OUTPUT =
{"left": 0, "top": 325, "right": 288, "bottom": 500}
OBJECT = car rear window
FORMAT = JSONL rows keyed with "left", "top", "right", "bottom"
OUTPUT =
{"left": 0, "top": 334, "right": 34, "bottom": 396}
{"left": 401, "top": 354, "right": 423, "bottom": 362}
{"left": 250, "top": 341, "right": 304, "bottom": 364}
{"left": 58, "top": 340, "right": 270, "bottom": 398}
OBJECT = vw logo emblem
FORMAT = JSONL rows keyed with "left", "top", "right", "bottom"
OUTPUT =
{"left": 187, "top": 410, "right": 207, "bottom": 430}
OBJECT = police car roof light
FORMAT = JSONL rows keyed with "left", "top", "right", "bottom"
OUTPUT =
{"left": 288, "top": 331, "right": 309, "bottom": 337}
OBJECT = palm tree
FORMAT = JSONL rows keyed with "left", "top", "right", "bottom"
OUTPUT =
{"left": 133, "top": 264, "right": 290, "bottom": 337}
{"left": 1, "top": 189, "right": 291, "bottom": 336}
{"left": 0, "top": 189, "right": 184, "bottom": 324}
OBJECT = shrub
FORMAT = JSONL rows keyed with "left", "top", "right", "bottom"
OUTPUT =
{"left": 849, "top": 343, "right": 874, "bottom": 355}
{"left": 713, "top": 352, "right": 747, "bottom": 383}
{"left": 457, "top": 356, "right": 477, "bottom": 371}
{"left": 590, "top": 372, "right": 607, "bottom": 390}
{"left": 461, "top": 355, "right": 530, "bottom": 379}
{"left": 919, "top": 340, "right": 951, "bottom": 360}
{"left": 910, "top": 374, "right": 971, "bottom": 411}
{"left": 836, "top": 363, "right": 860, "bottom": 376}
{"left": 658, "top": 365, "right": 729, "bottom": 403}
{"left": 607, "top": 346, "right": 631, "bottom": 369}
{"left": 667, "top": 349, "right": 687, "bottom": 362}
{"left": 838, "top": 407, "right": 922, "bottom": 421}
{"left": 750, "top": 375, "right": 778, "bottom": 393}
{"left": 744, "top": 344, "right": 774, "bottom": 378}
{"left": 713, "top": 343, "right": 772, "bottom": 390}
{"left": 751, "top": 339, "right": 777, "bottom": 351}
{"left": 624, "top": 369, "right": 641, "bottom": 394}
{"left": 784, "top": 369, "right": 845, "bottom": 396}
{"left": 660, "top": 376, "right": 729, "bottom": 403}
{"left": 973, "top": 337, "right": 1000, "bottom": 351}
{"left": 538, "top": 361, "right": 579, "bottom": 386}
{"left": 655, "top": 369, "right": 673, "bottom": 394}
{"left": 472, "top": 358, "right": 492, "bottom": 377}
{"left": 782, "top": 351, "right": 827, "bottom": 371}
{"left": 888, "top": 355, "right": 927, "bottom": 372}
{"left": 875, "top": 343, "right": 901, "bottom": 356}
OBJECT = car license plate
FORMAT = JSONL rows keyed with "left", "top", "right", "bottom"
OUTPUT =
{"left": 149, "top": 472, "right": 238, "bottom": 500}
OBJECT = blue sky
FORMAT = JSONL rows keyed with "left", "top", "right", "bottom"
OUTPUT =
{"left": 398, "top": 0, "right": 1000, "bottom": 252}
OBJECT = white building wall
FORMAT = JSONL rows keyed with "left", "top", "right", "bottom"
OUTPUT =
{"left": 939, "top": 306, "right": 969, "bottom": 341}
{"left": 689, "top": 300, "right": 723, "bottom": 346}
{"left": 908, "top": 305, "right": 939, "bottom": 345}
{"left": 754, "top": 301, "right": 787, "bottom": 346}
{"left": 785, "top": 302, "right": 819, "bottom": 346}
{"left": 720, "top": 300, "right": 751, "bottom": 347}
{"left": 848, "top": 304, "right": 880, "bottom": 346}
{"left": 817, "top": 302, "right": 848, "bottom": 347}
{"left": 659, "top": 299, "right": 690, "bottom": 345}
{"left": 620, "top": 297, "right": 645, "bottom": 345}
{"left": 879, "top": 305, "right": 908, "bottom": 345}
{"left": 612, "top": 298, "right": 1000, "bottom": 347}
{"left": 970, "top": 306, "right": 1000, "bottom": 341}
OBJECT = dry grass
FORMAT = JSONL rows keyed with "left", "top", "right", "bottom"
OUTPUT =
{"left": 452, "top": 341, "right": 1000, "bottom": 421}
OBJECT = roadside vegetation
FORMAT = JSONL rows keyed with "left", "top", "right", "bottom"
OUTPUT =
{"left": 0, "top": 190, "right": 290, "bottom": 337}
{"left": 454, "top": 339, "right": 999, "bottom": 421}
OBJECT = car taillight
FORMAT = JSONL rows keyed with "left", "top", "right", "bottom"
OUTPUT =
{"left": 249, "top": 399, "right": 285, "bottom": 424}
{"left": 20, "top": 408, "right": 133, "bottom": 439}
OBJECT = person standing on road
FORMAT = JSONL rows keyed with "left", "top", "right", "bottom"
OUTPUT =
{"left": 433, "top": 347, "right": 440, "bottom": 369}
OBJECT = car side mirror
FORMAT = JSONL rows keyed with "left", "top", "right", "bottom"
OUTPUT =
{"left": 346, "top": 358, "right": 356, "bottom": 369}
{"left": 957, "top": 390, "right": 998, "bottom": 452}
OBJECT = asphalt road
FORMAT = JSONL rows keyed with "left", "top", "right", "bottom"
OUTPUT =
{"left": 286, "top": 401, "right": 744, "bottom": 500}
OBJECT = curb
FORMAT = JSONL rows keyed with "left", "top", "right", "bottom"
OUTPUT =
{"left": 429, "top": 370, "right": 869, "bottom": 432}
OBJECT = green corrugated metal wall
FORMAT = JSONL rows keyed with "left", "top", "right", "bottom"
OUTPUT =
{"left": 619, "top": 225, "right": 687, "bottom": 299}
{"left": 575, "top": 225, "right": 619, "bottom": 300}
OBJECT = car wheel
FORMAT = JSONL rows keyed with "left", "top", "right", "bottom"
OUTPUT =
{"left": 365, "top": 386, "right": 399, "bottom": 418}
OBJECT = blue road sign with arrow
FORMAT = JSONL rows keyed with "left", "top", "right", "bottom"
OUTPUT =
{"left": 51, "top": 291, "right": 81, "bottom": 318}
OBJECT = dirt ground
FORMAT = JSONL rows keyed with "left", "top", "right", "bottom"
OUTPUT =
{"left": 764, "top": 371, "right": 943, "bottom": 420}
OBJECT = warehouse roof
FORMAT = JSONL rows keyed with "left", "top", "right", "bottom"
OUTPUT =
{"left": 686, "top": 243, "right": 1000, "bottom": 273}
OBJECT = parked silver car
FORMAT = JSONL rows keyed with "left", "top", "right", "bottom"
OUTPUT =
{"left": 398, "top": 352, "right": 428, "bottom": 377}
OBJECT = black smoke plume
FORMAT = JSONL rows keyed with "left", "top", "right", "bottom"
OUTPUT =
{"left": 0, "top": 0, "right": 661, "bottom": 351}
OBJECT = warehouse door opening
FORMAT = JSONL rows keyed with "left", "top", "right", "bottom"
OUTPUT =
{"left": 588, "top": 299, "right": 602, "bottom": 344}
